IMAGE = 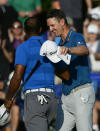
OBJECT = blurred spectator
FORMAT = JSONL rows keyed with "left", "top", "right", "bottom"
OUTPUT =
{"left": 89, "top": 1, "right": 100, "bottom": 20}
{"left": 7, "top": 20, "right": 25, "bottom": 130}
{"left": 86, "top": 24, "right": 100, "bottom": 90}
{"left": 0, "top": 28, "right": 13, "bottom": 86}
{"left": 83, "top": 15, "right": 100, "bottom": 42}
{"left": 8, "top": 0, "right": 42, "bottom": 25}
{"left": 0, "top": 30, "right": 14, "bottom": 130}
{"left": 86, "top": 24, "right": 100, "bottom": 131}
{"left": 7, "top": 71, "right": 24, "bottom": 131}
{"left": 52, "top": 0, "right": 92, "bottom": 33}
{"left": 88, "top": 1, "right": 100, "bottom": 37}
{"left": 95, "top": 41, "right": 100, "bottom": 60}
{"left": 92, "top": 34, "right": 100, "bottom": 131}
{"left": 8, "top": 20, "right": 25, "bottom": 53}
{"left": 0, "top": 27, "right": 14, "bottom": 131}
{"left": 0, "top": 0, "right": 18, "bottom": 39}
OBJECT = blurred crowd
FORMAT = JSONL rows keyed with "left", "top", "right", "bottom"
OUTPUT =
{"left": 0, "top": 0, "right": 100, "bottom": 131}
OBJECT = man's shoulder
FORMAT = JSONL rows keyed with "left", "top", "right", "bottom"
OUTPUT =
{"left": 16, "top": 40, "right": 28, "bottom": 52}
{"left": 70, "top": 30, "right": 86, "bottom": 46}
{"left": 72, "top": 31, "right": 83, "bottom": 38}
{"left": 71, "top": 31, "right": 85, "bottom": 41}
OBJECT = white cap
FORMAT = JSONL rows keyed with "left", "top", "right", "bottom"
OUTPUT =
{"left": 89, "top": 7, "right": 100, "bottom": 20}
{"left": 40, "top": 40, "right": 61, "bottom": 63}
{"left": 87, "top": 24, "right": 99, "bottom": 34}
{"left": 40, "top": 40, "right": 71, "bottom": 64}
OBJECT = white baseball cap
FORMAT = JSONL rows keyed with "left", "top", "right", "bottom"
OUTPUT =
{"left": 40, "top": 40, "right": 71, "bottom": 64}
{"left": 40, "top": 40, "right": 61, "bottom": 63}
{"left": 89, "top": 7, "right": 100, "bottom": 20}
{"left": 87, "top": 24, "right": 99, "bottom": 34}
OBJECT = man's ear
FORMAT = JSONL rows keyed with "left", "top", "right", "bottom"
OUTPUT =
{"left": 24, "top": 29, "right": 26, "bottom": 34}
{"left": 39, "top": 27, "right": 42, "bottom": 33}
{"left": 60, "top": 19, "right": 65, "bottom": 26}
{"left": 23, "top": 29, "right": 26, "bottom": 38}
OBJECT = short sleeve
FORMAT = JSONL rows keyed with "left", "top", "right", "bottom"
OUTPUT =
{"left": 75, "top": 34, "right": 86, "bottom": 46}
{"left": 15, "top": 45, "right": 27, "bottom": 66}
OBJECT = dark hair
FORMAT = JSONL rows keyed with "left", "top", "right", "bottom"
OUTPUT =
{"left": 38, "top": 11, "right": 48, "bottom": 34}
{"left": 46, "top": 9, "right": 68, "bottom": 25}
{"left": 24, "top": 15, "right": 41, "bottom": 34}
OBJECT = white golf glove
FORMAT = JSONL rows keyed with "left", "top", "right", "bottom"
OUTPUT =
{"left": 0, "top": 104, "right": 10, "bottom": 126}
{"left": 37, "top": 95, "right": 48, "bottom": 105}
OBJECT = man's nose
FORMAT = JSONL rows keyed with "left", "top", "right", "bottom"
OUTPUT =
{"left": 49, "top": 26, "right": 53, "bottom": 32}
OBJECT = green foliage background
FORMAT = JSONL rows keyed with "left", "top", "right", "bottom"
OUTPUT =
{"left": 41, "top": 0, "right": 52, "bottom": 12}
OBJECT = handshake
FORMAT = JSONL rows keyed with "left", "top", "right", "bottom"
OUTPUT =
{"left": 0, "top": 104, "right": 10, "bottom": 126}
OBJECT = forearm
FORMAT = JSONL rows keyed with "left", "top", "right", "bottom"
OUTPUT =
{"left": 6, "top": 74, "right": 21, "bottom": 101}
{"left": 85, "top": 0, "right": 92, "bottom": 12}
{"left": 4, "top": 65, "right": 25, "bottom": 110}
{"left": 83, "top": 24, "right": 88, "bottom": 42}
{"left": 4, "top": 72, "right": 22, "bottom": 109}
{"left": 68, "top": 45, "right": 89, "bottom": 55}
{"left": 55, "top": 67, "right": 70, "bottom": 80}
{"left": 94, "top": 53, "right": 100, "bottom": 60}
{"left": 2, "top": 49, "right": 13, "bottom": 63}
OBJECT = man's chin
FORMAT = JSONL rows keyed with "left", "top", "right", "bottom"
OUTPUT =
{"left": 55, "top": 33, "right": 58, "bottom": 37}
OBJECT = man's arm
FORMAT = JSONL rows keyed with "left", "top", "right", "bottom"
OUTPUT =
{"left": 85, "top": 0, "right": 92, "bottom": 13}
{"left": 4, "top": 64, "right": 25, "bottom": 110}
{"left": 55, "top": 67, "right": 70, "bottom": 80}
{"left": 94, "top": 53, "right": 100, "bottom": 60}
{"left": 60, "top": 45, "right": 89, "bottom": 56}
{"left": 1, "top": 40, "right": 13, "bottom": 63}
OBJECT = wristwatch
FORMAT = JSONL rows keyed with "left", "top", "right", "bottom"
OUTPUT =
{"left": 68, "top": 47, "right": 71, "bottom": 54}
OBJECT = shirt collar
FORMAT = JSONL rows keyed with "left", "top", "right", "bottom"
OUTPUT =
{"left": 59, "top": 29, "right": 73, "bottom": 45}
{"left": 29, "top": 36, "right": 43, "bottom": 40}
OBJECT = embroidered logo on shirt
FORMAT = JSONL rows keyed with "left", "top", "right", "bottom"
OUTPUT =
{"left": 77, "top": 42, "right": 81, "bottom": 45}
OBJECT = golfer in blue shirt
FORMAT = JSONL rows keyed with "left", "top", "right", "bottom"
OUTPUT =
{"left": 47, "top": 9, "right": 95, "bottom": 131}
{"left": 0, "top": 15, "right": 57, "bottom": 131}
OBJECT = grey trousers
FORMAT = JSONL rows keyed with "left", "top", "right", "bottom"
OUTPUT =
{"left": 56, "top": 85, "right": 95, "bottom": 131}
{"left": 24, "top": 91, "right": 57, "bottom": 131}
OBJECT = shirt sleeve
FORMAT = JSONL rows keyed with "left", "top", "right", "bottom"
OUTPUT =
{"left": 75, "top": 34, "right": 86, "bottom": 46}
{"left": 15, "top": 45, "right": 27, "bottom": 66}
{"left": 70, "top": 34, "right": 87, "bottom": 62}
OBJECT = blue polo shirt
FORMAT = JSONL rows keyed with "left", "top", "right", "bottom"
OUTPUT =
{"left": 15, "top": 36, "right": 55, "bottom": 92}
{"left": 57, "top": 29, "right": 91, "bottom": 95}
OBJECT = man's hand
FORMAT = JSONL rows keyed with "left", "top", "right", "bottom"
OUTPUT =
{"left": 47, "top": 31, "right": 56, "bottom": 41}
{"left": 57, "top": 46, "right": 71, "bottom": 65}
{"left": 60, "top": 46, "right": 69, "bottom": 55}
{"left": 55, "top": 67, "right": 70, "bottom": 80}
{"left": 0, "top": 104, "right": 10, "bottom": 126}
